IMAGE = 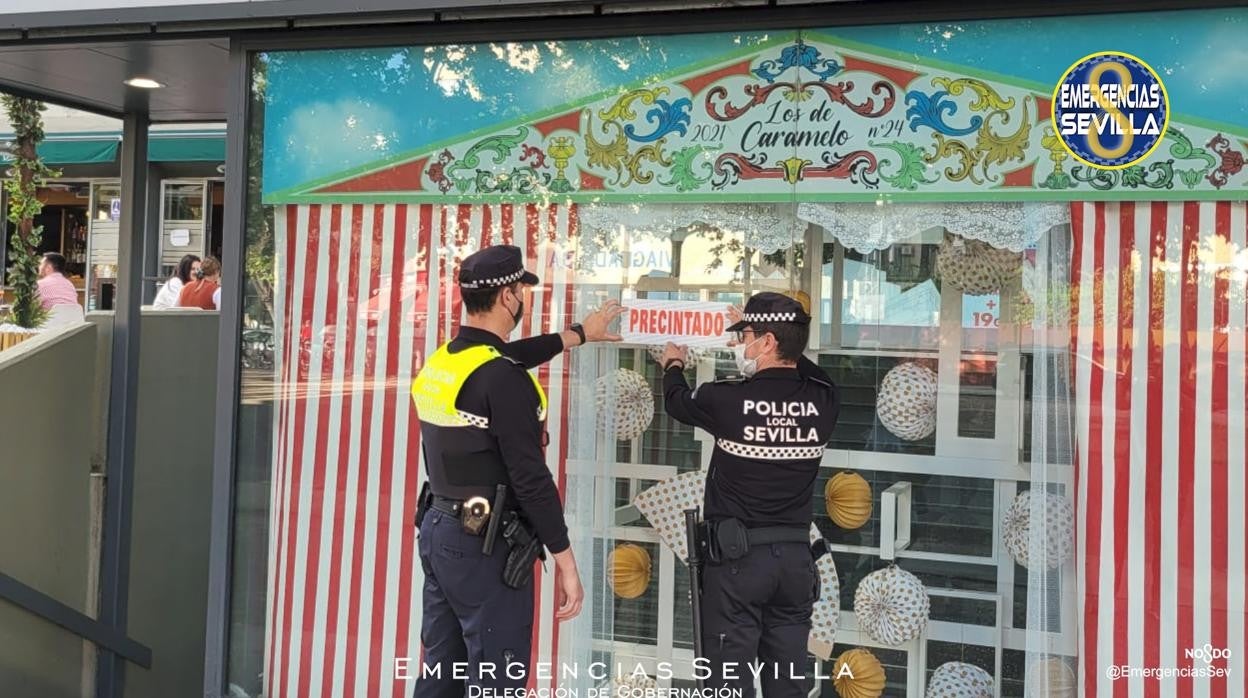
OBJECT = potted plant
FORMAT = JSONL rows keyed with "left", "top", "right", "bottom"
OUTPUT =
{"left": 1, "top": 95, "right": 59, "bottom": 350}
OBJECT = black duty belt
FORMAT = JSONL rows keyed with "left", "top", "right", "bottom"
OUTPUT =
{"left": 430, "top": 495, "right": 475, "bottom": 515}
{"left": 702, "top": 518, "right": 811, "bottom": 563}
{"left": 745, "top": 526, "right": 810, "bottom": 546}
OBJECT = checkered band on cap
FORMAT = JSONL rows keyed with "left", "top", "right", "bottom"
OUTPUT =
{"left": 460, "top": 267, "right": 526, "bottom": 289}
{"left": 716, "top": 438, "right": 826, "bottom": 461}
{"left": 741, "top": 311, "right": 804, "bottom": 323}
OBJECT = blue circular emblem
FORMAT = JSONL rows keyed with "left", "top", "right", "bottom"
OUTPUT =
{"left": 1052, "top": 52, "right": 1169, "bottom": 170}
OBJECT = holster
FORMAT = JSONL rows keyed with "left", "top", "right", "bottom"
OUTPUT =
{"left": 499, "top": 511, "right": 546, "bottom": 589}
{"left": 414, "top": 482, "right": 432, "bottom": 531}
{"left": 711, "top": 518, "right": 751, "bottom": 562}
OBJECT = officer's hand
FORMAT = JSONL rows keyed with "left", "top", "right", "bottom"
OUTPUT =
{"left": 659, "top": 342, "right": 688, "bottom": 368}
{"left": 726, "top": 305, "right": 744, "bottom": 346}
{"left": 553, "top": 549, "right": 584, "bottom": 621}
{"left": 581, "top": 299, "right": 627, "bottom": 342}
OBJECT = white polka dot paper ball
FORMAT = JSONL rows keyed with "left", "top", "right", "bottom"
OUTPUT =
{"left": 646, "top": 345, "right": 709, "bottom": 365}
{"left": 1025, "top": 657, "right": 1076, "bottom": 698}
{"left": 927, "top": 662, "right": 994, "bottom": 698}
{"left": 936, "top": 236, "right": 1023, "bottom": 296}
{"left": 1001, "top": 491, "right": 1075, "bottom": 569}
{"left": 876, "top": 362, "right": 938, "bottom": 441}
{"left": 595, "top": 368, "right": 655, "bottom": 441}
{"left": 611, "top": 672, "right": 656, "bottom": 697}
{"left": 853, "top": 565, "right": 931, "bottom": 646}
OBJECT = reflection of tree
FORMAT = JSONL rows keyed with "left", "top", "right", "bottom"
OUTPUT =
{"left": 246, "top": 56, "right": 275, "bottom": 325}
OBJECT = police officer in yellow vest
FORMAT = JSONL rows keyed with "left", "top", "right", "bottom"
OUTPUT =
{"left": 411, "top": 244, "right": 624, "bottom": 697}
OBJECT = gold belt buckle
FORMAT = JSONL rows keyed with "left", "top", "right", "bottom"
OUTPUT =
{"left": 460, "top": 496, "right": 491, "bottom": 535}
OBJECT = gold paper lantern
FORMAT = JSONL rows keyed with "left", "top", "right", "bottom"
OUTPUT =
{"left": 825, "top": 471, "right": 873, "bottom": 530}
{"left": 785, "top": 290, "right": 812, "bottom": 315}
{"left": 607, "top": 544, "right": 652, "bottom": 600}
{"left": 833, "top": 648, "right": 885, "bottom": 698}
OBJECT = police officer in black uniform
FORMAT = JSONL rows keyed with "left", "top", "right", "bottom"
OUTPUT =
{"left": 411, "top": 244, "right": 624, "bottom": 697}
{"left": 660, "top": 292, "right": 839, "bottom": 697}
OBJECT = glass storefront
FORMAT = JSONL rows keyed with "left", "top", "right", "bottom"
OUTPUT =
{"left": 227, "top": 9, "right": 1248, "bottom": 697}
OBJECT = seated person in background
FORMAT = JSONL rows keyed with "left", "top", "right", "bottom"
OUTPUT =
{"left": 152, "top": 254, "right": 201, "bottom": 309}
{"left": 36, "top": 252, "right": 79, "bottom": 310}
{"left": 177, "top": 256, "right": 221, "bottom": 310}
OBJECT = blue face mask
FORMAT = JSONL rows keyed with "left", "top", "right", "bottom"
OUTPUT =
{"left": 733, "top": 336, "right": 764, "bottom": 377}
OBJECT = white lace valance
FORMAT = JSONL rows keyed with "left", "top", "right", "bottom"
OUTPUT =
{"left": 576, "top": 203, "right": 807, "bottom": 255}
{"left": 796, "top": 202, "right": 1070, "bottom": 253}
{"left": 575, "top": 201, "right": 1071, "bottom": 258}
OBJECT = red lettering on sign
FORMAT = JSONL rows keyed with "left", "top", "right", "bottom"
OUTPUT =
{"left": 626, "top": 304, "right": 729, "bottom": 340}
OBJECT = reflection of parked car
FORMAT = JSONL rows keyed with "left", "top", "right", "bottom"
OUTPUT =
{"left": 293, "top": 270, "right": 430, "bottom": 378}
{"left": 241, "top": 325, "right": 274, "bottom": 370}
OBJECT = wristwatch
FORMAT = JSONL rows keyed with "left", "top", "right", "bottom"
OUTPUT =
{"left": 568, "top": 323, "right": 586, "bottom": 346}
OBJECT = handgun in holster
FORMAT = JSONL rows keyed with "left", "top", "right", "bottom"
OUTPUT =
{"left": 414, "top": 481, "right": 432, "bottom": 532}
{"left": 499, "top": 511, "right": 546, "bottom": 590}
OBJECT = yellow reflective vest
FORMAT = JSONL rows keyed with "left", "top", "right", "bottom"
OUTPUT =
{"left": 411, "top": 343, "right": 547, "bottom": 429}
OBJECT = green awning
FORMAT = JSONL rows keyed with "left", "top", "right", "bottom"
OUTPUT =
{"left": 149, "top": 135, "right": 226, "bottom": 162}
{"left": 36, "top": 139, "right": 119, "bottom": 165}
{"left": 2, "top": 133, "right": 225, "bottom": 166}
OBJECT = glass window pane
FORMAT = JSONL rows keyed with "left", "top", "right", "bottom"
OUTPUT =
{"left": 958, "top": 357, "right": 998, "bottom": 439}
{"left": 164, "top": 182, "right": 204, "bottom": 221}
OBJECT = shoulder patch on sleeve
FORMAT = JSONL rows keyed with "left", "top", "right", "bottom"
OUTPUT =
{"left": 714, "top": 374, "right": 746, "bottom": 385}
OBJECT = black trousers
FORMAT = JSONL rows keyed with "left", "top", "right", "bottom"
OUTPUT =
{"left": 700, "top": 542, "right": 819, "bottom": 697}
{"left": 412, "top": 510, "right": 534, "bottom": 697}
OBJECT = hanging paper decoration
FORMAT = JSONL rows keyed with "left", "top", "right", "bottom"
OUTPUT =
{"left": 594, "top": 368, "right": 655, "bottom": 441}
{"left": 808, "top": 526, "right": 841, "bottom": 661}
{"left": 1000, "top": 491, "right": 1075, "bottom": 569}
{"left": 935, "top": 235, "right": 1024, "bottom": 296}
{"left": 607, "top": 543, "right": 652, "bottom": 599}
{"left": 632, "top": 470, "right": 841, "bottom": 659}
{"left": 853, "top": 565, "right": 931, "bottom": 646}
{"left": 611, "top": 672, "right": 657, "bottom": 696}
{"left": 1025, "top": 658, "right": 1077, "bottom": 698}
{"left": 927, "top": 662, "right": 994, "bottom": 698}
{"left": 876, "top": 362, "right": 938, "bottom": 441}
{"left": 631, "top": 470, "right": 706, "bottom": 563}
{"left": 646, "top": 344, "right": 710, "bottom": 366}
{"left": 824, "top": 471, "right": 873, "bottom": 530}
{"left": 832, "top": 648, "right": 886, "bottom": 698}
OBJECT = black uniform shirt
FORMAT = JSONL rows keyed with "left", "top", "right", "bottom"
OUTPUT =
{"left": 664, "top": 356, "right": 840, "bottom": 528}
{"left": 448, "top": 326, "right": 570, "bottom": 553}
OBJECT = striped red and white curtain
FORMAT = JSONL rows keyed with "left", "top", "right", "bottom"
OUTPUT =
{"left": 1072, "top": 201, "right": 1247, "bottom": 697}
{"left": 263, "top": 202, "right": 580, "bottom": 698}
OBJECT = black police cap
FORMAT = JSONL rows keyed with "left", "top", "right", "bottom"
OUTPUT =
{"left": 458, "top": 244, "right": 540, "bottom": 290}
{"left": 726, "top": 291, "right": 811, "bottom": 332}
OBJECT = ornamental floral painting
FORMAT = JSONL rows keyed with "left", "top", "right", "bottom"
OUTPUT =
{"left": 263, "top": 18, "right": 1248, "bottom": 204}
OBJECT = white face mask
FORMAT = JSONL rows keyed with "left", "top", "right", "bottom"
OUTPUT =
{"left": 733, "top": 336, "right": 764, "bottom": 377}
